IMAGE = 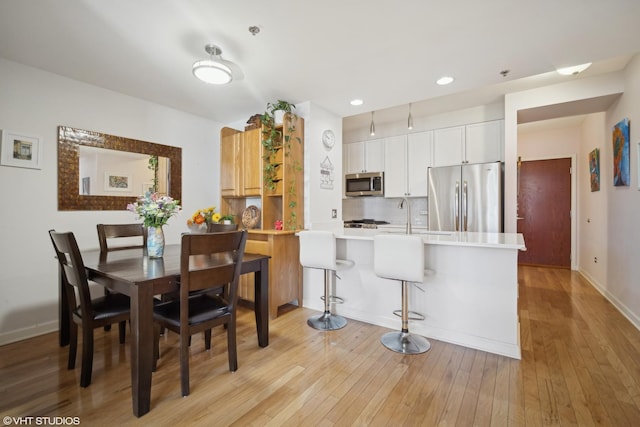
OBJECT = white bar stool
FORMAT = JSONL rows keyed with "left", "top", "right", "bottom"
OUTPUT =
{"left": 299, "top": 230, "right": 354, "bottom": 330}
{"left": 374, "top": 234, "right": 431, "bottom": 354}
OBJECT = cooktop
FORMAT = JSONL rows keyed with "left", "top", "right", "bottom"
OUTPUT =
{"left": 343, "top": 219, "right": 390, "bottom": 229}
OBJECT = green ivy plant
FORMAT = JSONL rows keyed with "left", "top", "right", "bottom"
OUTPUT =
{"left": 260, "top": 100, "right": 302, "bottom": 229}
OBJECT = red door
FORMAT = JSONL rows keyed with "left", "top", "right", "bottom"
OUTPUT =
{"left": 517, "top": 158, "right": 571, "bottom": 268}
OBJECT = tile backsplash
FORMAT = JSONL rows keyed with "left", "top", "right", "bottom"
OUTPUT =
{"left": 343, "top": 197, "right": 428, "bottom": 226}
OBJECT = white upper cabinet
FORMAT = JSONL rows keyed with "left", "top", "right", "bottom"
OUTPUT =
{"left": 433, "top": 120, "right": 503, "bottom": 166}
{"left": 465, "top": 120, "right": 503, "bottom": 164}
{"left": 345, "top": 139, "right": 384, "bottom": 174}
{"left": 433, "top": 126, "right": 464, "bottom": 167}
{"left": 384, "top": 131, "right": 432, "bottom": 198}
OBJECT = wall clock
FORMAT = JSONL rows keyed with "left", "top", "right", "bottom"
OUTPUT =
{"left": 322, "top": 129, "right": 335, "bottom": 150}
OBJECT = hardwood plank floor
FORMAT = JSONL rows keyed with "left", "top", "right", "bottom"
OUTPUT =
{"left": 2, "top": 266, "right": 640, "bottom": 426}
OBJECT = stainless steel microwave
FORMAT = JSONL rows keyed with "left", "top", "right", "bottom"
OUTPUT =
{"left": 345, "top": 172, "right": 384, "bottom": 196}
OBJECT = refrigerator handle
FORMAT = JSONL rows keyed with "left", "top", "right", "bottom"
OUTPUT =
{"left": 455, "top": 181, "right": 460, "bottom": 231}
{"left": 463, "top": 180, "right": 468, "bottom": 232}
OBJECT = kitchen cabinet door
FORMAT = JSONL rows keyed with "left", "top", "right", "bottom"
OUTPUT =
{"left": 364, "top": 138, "right": 385, "bottom": 172}
{"left": 383, "top": 135, "right": 407, "bottom": 198}
{"left": 345, "top": 141, "right": 365, "bottom": 174}
{"left": 345, "top": 139, "right": 384, "bottom": 174}
{"left": 242, "top": 128, "right": 262, "bottom": 196}
{"left": 406, "top": 131, "right": 432, "bottom": 197}
{"left": 433, "top": 126, "right": 464, "bottom": 167}
{"left": 220, "top": 128, "right": 242, "bottom": 196}
{"left": 465, "top": 120, "right": 503, "bottom": 164}
{"left": 384, "top": 132, "right": 432, "bottom": 198}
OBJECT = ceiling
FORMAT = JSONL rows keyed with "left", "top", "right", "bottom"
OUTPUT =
{"left": 1, "top": 0, "right": 639, "bottom": 127}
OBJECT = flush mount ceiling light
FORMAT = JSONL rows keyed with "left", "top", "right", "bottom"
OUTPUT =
{"left": 556, "top": 62, "right": 592, "bottom": 76}
{"left": 192, "top": 44, "right": 233, "bottom": 85}
{"left": 350, "top": 99, "right": 364, "bottom": 106}
{"left": 370, "top": 111, "right": 376, "bottom": 136}
{"left": 436, "top": 76, "right": 454, "bottom": 86}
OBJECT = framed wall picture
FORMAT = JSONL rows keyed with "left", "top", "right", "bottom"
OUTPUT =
{"left": 612, "top": 118, "right": 630, "bottom": 186}
{"left": 589, "top": 148, "right": 600, "bottom": 192}
{"left": 104, "top": 172, "right": 131, "bottom": 192}
{"left": 0, "top": 130, "right": 43, "bottom": 169}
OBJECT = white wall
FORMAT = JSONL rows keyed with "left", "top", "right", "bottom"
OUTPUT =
{"left": 578, "top": 112, "right": 609, "bottom": 289}
{"left": 601, "top": 54, "right": 640, "bottom": 329}
{"left": 299, "top": 102, "right": 344, "bottom": 232}
{"left": 0, "top": 58, "right": 223, "bottom": 344}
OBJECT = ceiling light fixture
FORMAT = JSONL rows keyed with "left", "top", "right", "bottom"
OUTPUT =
{"left": 369, "top": 111, "right": 376, "bottom": 136}
{"left": 407, "top": 103, "right": 414, "bottom": 130}
{"left": 192, "top": 44, "right": 233, "bottom": 85}
{"left": 436, "top": 76, "right": 454, "bottom": 85}
{"left": 556, "top": 62, "right": 592, "bottom": 76}
{"left": 350, "top": 99, "right": 363, "bottom": 106}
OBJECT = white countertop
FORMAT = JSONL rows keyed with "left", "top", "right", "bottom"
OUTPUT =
{"left": 336, "top": 227, "right": 526, "bottom": 250}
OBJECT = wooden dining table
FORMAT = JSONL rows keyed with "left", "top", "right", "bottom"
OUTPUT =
{"left": 57, "top": 244, "right": 270, "bottom": 417}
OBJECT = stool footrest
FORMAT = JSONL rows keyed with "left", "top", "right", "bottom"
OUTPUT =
{"left": 320, "top": 295, "right": 344, "bottom": 304}
{"left": 392, "top": 309, "right": 425, "bottom": 321}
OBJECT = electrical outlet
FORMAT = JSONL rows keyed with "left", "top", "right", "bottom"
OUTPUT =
{"left": 331, "top": 209, "right": 337, "bottom": 219}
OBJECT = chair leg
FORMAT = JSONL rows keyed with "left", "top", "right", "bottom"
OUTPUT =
{"left": 179, "top": 334, "right": 190, "bottom": 397}
{"left": 204, "top": 329, "right": 212, "bottom": 350}
{"left": 227, "top": 319, "right": 238, "bottom": 372}
{"left": 68, "top": 321, "right": 78, "bottom": 370}
{"left": 80, "top": 327, "right": 94, "bottom": 387}
{"left": 118, "top": 321, "right": 126, "bottom": 344}
{"left": 152, "top": 324, "right": 160, "bottom": 372}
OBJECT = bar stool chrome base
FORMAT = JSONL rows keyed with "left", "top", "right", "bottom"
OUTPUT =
{"left": 308, "top": 311, "right": 347, "bottom": 330}
{"left": 381, "top": 331, "right": 431, "bottom": 354}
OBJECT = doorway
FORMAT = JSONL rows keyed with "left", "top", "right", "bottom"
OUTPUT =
{"left": 517, "top": 158, "right": 572, "bottom": 268}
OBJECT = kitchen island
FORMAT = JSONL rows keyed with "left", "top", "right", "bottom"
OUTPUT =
{"left": 301, "top": 228, "right": 525, "bottom": 359}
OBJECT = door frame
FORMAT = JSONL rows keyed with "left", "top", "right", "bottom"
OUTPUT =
{"left": 519, "top": 154, "right": 577, "bottom": 270}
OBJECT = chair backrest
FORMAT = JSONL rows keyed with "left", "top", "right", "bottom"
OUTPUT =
{"left": 179, "top": 230, "right": 247, "bottom": 321}
{"left": 97, "top": 223, "right": 147, "bottom": 252}
{"left": 49, "top": 230, "right": 93, "bottom": 317}
{"left": 298, "top": 230, "right": 337, "bottom": 271}
{"left": 374, "top": 234, "right": 425, "bottom": 283}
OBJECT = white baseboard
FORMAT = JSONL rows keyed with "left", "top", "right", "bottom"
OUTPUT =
{"left": 0, "top": 321, "right": 58, "bottom": 346}
{"left": 579, "top": 269, "right": 640, "bottom": 332}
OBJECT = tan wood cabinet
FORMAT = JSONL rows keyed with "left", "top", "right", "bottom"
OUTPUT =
{"left": 219, "top": 114, "right": 304, "bottom": 317}
{"left": 239, "top": 230, "right": 301, "bottom": 319}
{"left": 220, "top": 128, "right": 242, "bottom": 197}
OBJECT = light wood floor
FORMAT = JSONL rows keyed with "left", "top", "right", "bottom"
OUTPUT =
{"left": 2, "top": 266, "right": 640, "bottom": 426}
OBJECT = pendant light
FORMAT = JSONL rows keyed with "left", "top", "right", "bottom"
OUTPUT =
{"left": 192, "top": 44, "right": 233, "bottom": 85}
{"left": 407, "top": 103, "right": 414, "bottom": 130}
{"left": 369, "top": 111, "right": 376, "bottom": 136}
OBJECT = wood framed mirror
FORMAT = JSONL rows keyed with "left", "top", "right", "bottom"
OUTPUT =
{"left": 58, "top": 126, "right": 182, "bottom": 211}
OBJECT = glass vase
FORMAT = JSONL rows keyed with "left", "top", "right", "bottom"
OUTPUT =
{"left": 147, "top": 226, "right": 165, "bottom": 258}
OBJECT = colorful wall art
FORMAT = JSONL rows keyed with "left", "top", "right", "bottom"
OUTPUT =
{"left": 589, "top": 148, "right": 600, "bottom": 192}
{"left": 612, "top": 118, "right": 630, "bottom": 186}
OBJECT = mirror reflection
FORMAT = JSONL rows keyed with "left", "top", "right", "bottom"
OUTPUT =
{"left": 58, "top": 125, "right": 182, "bottom": 211}
{"left": 78, "top": 146, "right": 170, "bottom": 196}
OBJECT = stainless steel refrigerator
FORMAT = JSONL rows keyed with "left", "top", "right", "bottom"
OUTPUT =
{"left": 428, "top": 161, "right": 503, "bottom": 232}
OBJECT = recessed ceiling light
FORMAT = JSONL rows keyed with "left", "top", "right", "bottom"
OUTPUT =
{"left": 436, "top": 76, "right": 454, "bottom": 86}
{"left": 556, "top": 63, "right": 592, "bottom": 76}
{"left": 350, "top": 99, "right": 363, "bottom": 106}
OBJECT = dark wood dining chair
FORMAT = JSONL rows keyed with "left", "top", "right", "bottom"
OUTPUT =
{"left": 96, "top": 223, "right": 146, "bottom": 331}
{"left": 153, "top": 230, "right": 247, "bottom": 397}
{"left": 97, "top": 223, "right": 147, "bottom": 253}
{"left": 49, "top": 230, "right": 131, "bottom": 387}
